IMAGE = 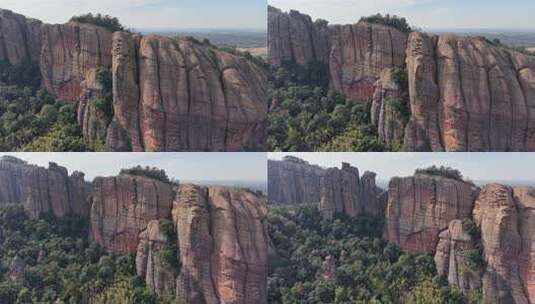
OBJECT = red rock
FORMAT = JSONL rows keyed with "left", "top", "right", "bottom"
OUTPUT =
{"left": 89, "top": 174, "right": 173, "bottom": 253}
{"left": 0, "top": 156, "right": 88, "bottom": 219}
{"left": 384, "top": 173, "right": 478, "bottom": 253}
{"left": 0, "top": 9, "right": 42, "bottom": 65}
{"left": 267, "top": 157, "right": 323, "bottom": 205}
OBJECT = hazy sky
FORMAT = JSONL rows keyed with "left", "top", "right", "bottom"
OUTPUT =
{"left": 1, "top": 0, "right": 266, "bottom": 30}
{"left": 1, "top": 153, "right": 267, "bottom": 182}
{"left": 269, "top": 0, "right": 535, "bottom": 30}
{"left": 269, "top": 152, "right": 535, "bottom": 183}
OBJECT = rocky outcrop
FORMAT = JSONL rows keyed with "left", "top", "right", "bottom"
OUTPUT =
{"left": 267, "top": 6, "right": 331, "bottom": 66}
{"left": 320, "top": 163, "right": 386, "bottom": 219}
{"left": 0, "top": 9, "right": 42, "bottom": 65}
{"left": 0, "top": 9, "right": 268, "bottom": 152}
{"left": 0, "top": 156, "right": 88, "bottom": 219}
{"left": 371, "top": 68, "right": 407, "bottom": 147}
{"left": 384, "top": 174, "right": 478, "bottom": 253}
{"left": 173, "top": 184, "right": 269, "bottom": 304}
{"left": 434, "top": 219, "right": 482, "bottom": 294}
{"left": 136, "top": 220, "right": 178, "bottom": 298}
{"left": 329, "top": 22, "right": 408, "bottom": 102}
{"left": 40, "top": 22, "right": 113, "bottom": 102}
{"left": 8, "top": 255, "right": 25, "bottom": 285}
{"left": 89, "top": 175, "right": 174, "bottom": 253}
{"left": 404, "top": 32, "right": 535, "bottom": 152}
{"left": 107, "top": 35, "right": 267, "bottom": 152}
{"left": 471, "top": 184, "right": 535, "bottom": 304}
{"left": 267, "top": 157, "right": 324, "bottom": 205}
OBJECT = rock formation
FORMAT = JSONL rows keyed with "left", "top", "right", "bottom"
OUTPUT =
{"left": 8, "top": 255, "right": 25, "bottom": 285}
{"left": 0, "top": 9, "right": 42, "bottom": 65}
{"left": 371, "top": 68, "right": 407, "bottom": 147}
{"left": 0, "top": 156, "right": 88, "bottom": 219}
{"left": 434, "top": 219, "right": 482, "bottom": 294}
{"left": 107, "top": 34, "right": 267, "bottom": 152}
{"left": 136, "top": 220, "right": 178, "bottom": 298}
{"left": 89, "top": 174, "right": 174, "bottom": 253}
{"left": 383, "top": 173, "right": 478, "bottom": 253}
{"left": 404, "top": 33, "right": 535, "bottom": 152}
{"left": 267, "top": 6, "right": 331, "bottom": 66}
{"left": 267, "top": 156, "right": 324, "bottom": 205}
{"left": 329, "top": 23, "right": 408, "bottom": 102}
{"left": 0, "top": 8, "right": 268, "bottom": 152}
{"left": 173, "top": 184, "right": 269, "bottom": 304}
{"left": 268, "top": 7, "right": 535, "bottom": 151}
{"left": 320, "top": 163, "right": 386, "bottom": 219}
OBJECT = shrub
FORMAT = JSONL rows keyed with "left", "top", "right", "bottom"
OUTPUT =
{"left": 414, "top": 165, "right": 465, "bottom": 181}
{"left": 360, "top": 13, "right": 412, "bottom": 33}
{"left": 69, "top": 13, "right": 125, "bottom": 32}
{"left": 464, "top": 249, "right": 486, "bottom": 272}
{"left": 119, "top": 165, "right": 171, "bottom": 184}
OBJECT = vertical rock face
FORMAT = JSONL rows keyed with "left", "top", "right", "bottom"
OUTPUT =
{"left": 173, "top": 184, "right": 269, "bottom": 304}
{"left": 89, "top": 175, "right": 174, "bottom": 253}
{"left": 267, "top": 6, "right": 331, "bottom": 66}
{"left": 0, "top": 156, "right": 88, "bottom": 219}
{"left": 40, "top": 22, "right": 113, "bottom": 102}
{"left": 329, "top": 22, "right": 408, "bottom": 102}
{"left": 0, "top": 9, "right": 42, "bottom": 65}
{"left": 267, "top": 157, "right": 324, "bottom": 205}
{"left": 107, "top": 34, "right": 267, "bottom": 152}
{"left": 136, "top": 220, "right": 177, "bottom": 298}
{"left": 371, "top": 68, "right": 407, "bottom": 147}
{"left": 384, "top": 174, "right": 478, "bottom": 253}
{"left": 404, "top": 32, "right": 535, "bottom": 152}
{"left": 320, "top": 163, "right": 386, "bottom": 219}
{"left": 434, "top": 220, "right": 482, "bottom": 293}
{"left": 471, "top": 184, "right": 535, "bottom": 304}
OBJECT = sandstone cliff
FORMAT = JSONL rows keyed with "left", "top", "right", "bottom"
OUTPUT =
{"left": 320, "top": 163, "right": 386, "bottom": 219}
{"left": 383, "top": 173, "right": 478, "bottom": 253}
{"left": 107, "top": 34, "right": 267, "bottom": 152}
{"left": 0, "top": 156, "right": 88, "bottom": 219}
{"left": 434, "top": 219, "right": 482, "bottom": 294}
{"left": 0, "top": 8, "right": 268, "bottom": 152}
{"left": 173, "top": 184, "right": 269, "bottom": 304}
{"left": 136, "top": 220, "right": 178, "bottom": 298}
{"left": 89, "top": 174, "right": 174, "bottom": 253}
{"left": 267, "top": 6, "right": 331, "bottom": 66}
{"left": 267, "top": 157, "right": 324, "bottom": 205}
{"left": 404, "top": 33, "right": 535, "bottom": 152}
{"left": 329, "top": 22, "right": 408, "bottom": 102}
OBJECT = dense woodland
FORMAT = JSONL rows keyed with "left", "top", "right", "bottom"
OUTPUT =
{"left": 267, "top": 205, "right": 483, "bottom": 304}
{"left": 268, "top": 61, "right": 390, "bottom": 152}
{"left": 0, "top": 205, "right": 158, "bottom": 304}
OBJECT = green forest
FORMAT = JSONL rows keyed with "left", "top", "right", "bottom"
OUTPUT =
{"left": 267, "top": 205, "right": 482, "bottom": 304}
{"left": 0, "top": 205, "right": 158, "bottom": 304}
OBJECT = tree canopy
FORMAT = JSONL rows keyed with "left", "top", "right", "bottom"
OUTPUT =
{"left": 69, "top": 13, "right": 125, "bottom": 32}
{"left": 119, "top": 166, "right": 171, "bottom": 184}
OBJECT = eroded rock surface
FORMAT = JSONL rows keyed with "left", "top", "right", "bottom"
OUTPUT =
{"left": 107, "top": 34, "right": 267, "bottom": 152}
{"left": 267, "top": 6, "right": 331, "bottom": 66}
{"left": 90, "top": 174, "right": 174, "bottom": 253}
{"left": 404, "top": 32, "right": 535, "bottom": 152}
{"left": 434, "top": 219, "right": 482, "bottom": 293}
{"left": 384, "top": 173, "right": 478, "bottom": 253}
{"left": 173, "top": 184, "right": 269, "bottom": 304}
{"left": 136, "top": 220, "right": 177, "bottom": 298}
{"left": 371, "top": 68, "right": 407, "bottom": 147}
{"left": 0, "top": 9, "right": 42, "bottom": 65}
{"left": 320, "top": 163, "right": 386, "bottom": 219}
{"left": 267, "top": 157, "right": 324, "bottom": 205}
{"left": 329, "top": 22, "right": 408, "bottom": 102}
{"left": 472, "top": 184, "right": 535, "bottom": 304}
{"left": 0, "top": 156, "right": 88, "bottom": 219}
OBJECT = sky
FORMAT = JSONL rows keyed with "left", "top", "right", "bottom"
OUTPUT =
{"left": 0, "top": 0, "right": 266, "bottom": 30}
{"left": 1, "top": 153, "right": 267, "bottom": 183}
{"left": 269, "top": 0, "right": 535, "bottom": 30}
{"left": 269, "top": 152, "right": 535, "bottom": 184}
